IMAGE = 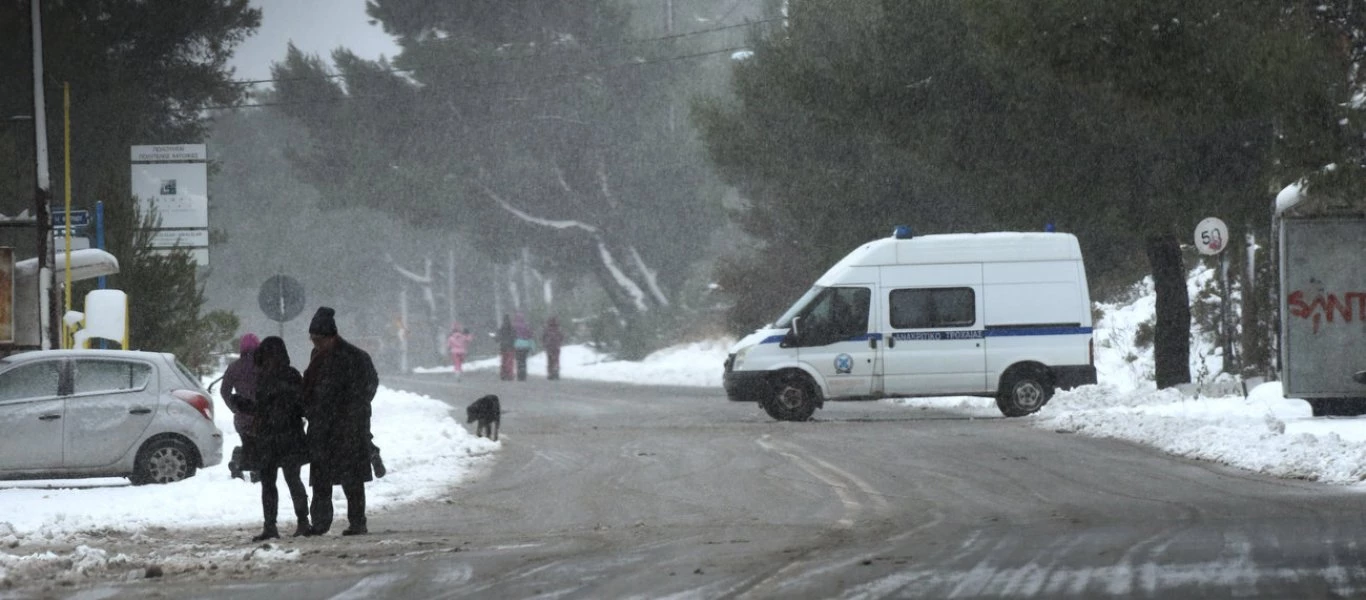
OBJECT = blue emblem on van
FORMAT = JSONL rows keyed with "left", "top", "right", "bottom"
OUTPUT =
{"left": 834, "top": 353, "right": 853, "bottom": 374}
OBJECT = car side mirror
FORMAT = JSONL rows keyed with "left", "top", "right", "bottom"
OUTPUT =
{"left": 1354, "top": 370, "right": 1366, "bottom": 385}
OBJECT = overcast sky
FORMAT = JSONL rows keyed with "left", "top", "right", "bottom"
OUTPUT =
{"left": 229, "top": 0, "right": 402, "bottom": 82}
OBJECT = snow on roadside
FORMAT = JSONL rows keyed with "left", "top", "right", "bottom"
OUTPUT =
{"left": 418, "top": 339, "right": 733, "bottom": 388}
{"left": 0, "top": 384, "right": 496, "bottom": 544}
{"left": 1035, "top": 382, "right": 1366, "bottom": 485}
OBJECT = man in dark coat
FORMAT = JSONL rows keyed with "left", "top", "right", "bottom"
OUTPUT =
{"left": 301, "top": 306, "right": 379, "bottom": 536}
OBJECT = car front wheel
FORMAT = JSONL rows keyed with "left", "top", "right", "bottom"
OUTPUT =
{"left": 761, "top": 371, "right": 819, "bottom": 421}
{"left": 131, "top": 438, "right": 197, "bottom": 485}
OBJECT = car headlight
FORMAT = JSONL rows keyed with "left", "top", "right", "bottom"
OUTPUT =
{"left": 732, "top": 346, "right": 750, "bottom": 371}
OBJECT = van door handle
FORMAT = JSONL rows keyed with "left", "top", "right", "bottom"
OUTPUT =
{"left": 869, "top": 337, "right": 878, "bottom": 349}
{"left": 129, "top": 408, "right": 152, "bottom": 415}
{"left": 887, "top": 336, "right": 895, "bottom": 349}
{"left": 38, "top": 414, "right": 61, "bottom": 421}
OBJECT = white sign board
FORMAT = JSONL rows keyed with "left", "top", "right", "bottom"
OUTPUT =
{"left": 1194, "top": 217, "right": 1229, "bottom": 256}
{"left": 131, "top": 163, "right": 208, "bottom": 228}
{"left": 153, "top": 246, "right": 209, "bottom": 267}
{"left": 130, "top": 144, "right": 207, "bottom": 162}
{"left": 149, "top": 229, "right": 209, "bottom": 248}
{"left": 49, "top": 232, "right": 91, "bottom": 251}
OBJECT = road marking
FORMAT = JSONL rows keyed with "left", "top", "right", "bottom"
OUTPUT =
{"left": 329, "top": 573, "right": 405, "bottom": 600}
{"left": 757, "top": 437, "right": 863, "bottom": 528}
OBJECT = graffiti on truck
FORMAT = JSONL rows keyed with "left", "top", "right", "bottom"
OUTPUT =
{"left": 1288, "top": 290, "right": 1366, "bottom": 334}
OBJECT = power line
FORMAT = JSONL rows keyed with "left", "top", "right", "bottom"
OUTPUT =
{"left": 227, "top": 17, "right": 779, "bottom": 88}
{"left": 208, "top": 46, "right": 748, "bottom": 112}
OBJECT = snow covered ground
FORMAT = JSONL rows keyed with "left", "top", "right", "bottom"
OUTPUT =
{"left": 6, "top": 269, "right": 1366, "bottom": 585}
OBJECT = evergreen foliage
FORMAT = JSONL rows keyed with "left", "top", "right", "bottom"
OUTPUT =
{"left": 268, "top": 0, "right": 727, "bottom": 329}
{"left": 0, "top": 1, "right": 259, "bottom": 363}
{"left": 696, "top": 0, "right": 1361, "bottom": 383}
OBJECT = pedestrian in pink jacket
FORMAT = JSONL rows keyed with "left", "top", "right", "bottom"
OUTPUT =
{"left": 446, "top": 322, "right": 474, "bottom": 379}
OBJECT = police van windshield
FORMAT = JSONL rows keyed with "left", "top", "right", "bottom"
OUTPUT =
{"left": 773, "top": 287, "right": 824, "bottom": 328}
{"left": 773, "top": 286, "right": 871, "bottom": 335}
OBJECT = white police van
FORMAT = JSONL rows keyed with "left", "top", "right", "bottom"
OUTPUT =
{"left": 723, "top": 226, "right": 1097, "bottom": 420}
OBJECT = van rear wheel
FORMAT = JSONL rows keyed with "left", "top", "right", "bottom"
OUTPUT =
{"left": 762, "top": 371, "right": 818, "bottom": 421}
{"left": 997, "top": 368, "right": 1053, "bottom": 417}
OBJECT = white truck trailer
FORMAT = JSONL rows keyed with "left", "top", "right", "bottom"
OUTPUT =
{"left": 1276, "top": 187, "right": 1366, "bottom": 416}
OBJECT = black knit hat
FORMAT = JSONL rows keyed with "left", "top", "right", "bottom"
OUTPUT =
{"left": 309, "top": 306, "right": 338, "bottom": 336}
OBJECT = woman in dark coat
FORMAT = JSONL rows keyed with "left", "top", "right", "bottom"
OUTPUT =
{"left": 251, "top": 336, "right": 311, "bottom": 541}
{"left": 496, "top": 315, "right": 516, "bottom": 381}
{"left": 542, "top": 317, "right": 564, "bottom": 380}
{"left": 221, "top": 333, "right": 260, "bottom": 480}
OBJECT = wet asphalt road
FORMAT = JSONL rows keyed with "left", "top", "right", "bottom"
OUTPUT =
{"left": 46, "top": 370, "right": 1366, "bottom": 599}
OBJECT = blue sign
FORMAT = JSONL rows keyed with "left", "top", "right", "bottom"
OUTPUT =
{"left": 51, "top": 209, "right": 90, "bottom": 229}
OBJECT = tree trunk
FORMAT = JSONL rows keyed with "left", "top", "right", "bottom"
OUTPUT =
{"left": 1146, "top": 234, "right": 1191, "bottom": 389}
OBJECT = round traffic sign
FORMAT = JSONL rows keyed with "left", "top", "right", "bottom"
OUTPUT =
{"left": 258, "top": 275, "right": 305, "bottom": 323}
{"left": 1194, "top": 217, "right": 1229, "bottom": 255}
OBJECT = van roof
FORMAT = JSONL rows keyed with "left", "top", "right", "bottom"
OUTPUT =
{"left": 825, "top": 231, "right": 1082, "bottom": 273}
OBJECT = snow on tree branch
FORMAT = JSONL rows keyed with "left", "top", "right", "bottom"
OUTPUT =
{"left": 629, "top": 246, "right": 669, "bottom": 307}
{"left": 480, "top": 182, "right": 599, "bottom": 233}
{"left": 598, "top": 241, "right": 649, "bottom": 312}
{"left": 386, "top": 253, "right": 433, "bottom": 284}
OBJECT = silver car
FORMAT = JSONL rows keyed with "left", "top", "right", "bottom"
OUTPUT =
{"left": 0, "top": 349, "right": 223, "bottom": 484}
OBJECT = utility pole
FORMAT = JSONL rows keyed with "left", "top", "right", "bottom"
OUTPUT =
{"left": 30, "top": 0, "right": 53, "bottom": 349}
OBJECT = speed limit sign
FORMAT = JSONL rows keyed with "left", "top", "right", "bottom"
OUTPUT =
{"left": 1194, "top": 217, "right": 1229, "bottom": 255}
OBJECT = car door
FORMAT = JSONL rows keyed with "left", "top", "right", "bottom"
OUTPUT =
{"left": 0, "top": 359, "right": 66, "bottom": 470}
{"left": 62, "top": 357, "right": 158, "bottom": 468}
{"left": 790, "top": 286, "right": 880, "bottom": 398}
{"left": 880, "top": 265, "right": 988, "bottom": 396}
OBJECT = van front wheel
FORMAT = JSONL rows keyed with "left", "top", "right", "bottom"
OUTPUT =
{"left": 762, "top": 371, "right": 819, "bottom": 421}
{"left": 997, "top": 368, "right": 1053, "bottom": 417}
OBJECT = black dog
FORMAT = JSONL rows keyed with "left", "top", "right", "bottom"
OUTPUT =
{"left": 467, "top": 394, "right": 501, "bottom": 441}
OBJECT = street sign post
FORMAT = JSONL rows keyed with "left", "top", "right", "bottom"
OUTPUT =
{"left": 50, "top": 208, "right": 89, "bottom": 229}
{"left": 258, "top": 275, "right": 305, "bottom": 335}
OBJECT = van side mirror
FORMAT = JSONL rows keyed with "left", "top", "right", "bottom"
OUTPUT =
{"left": 780, "top": 317, "right": 801, "bottom": 348}
{"left": 1354, "top": 370, "right": 1366, "bottom": 385}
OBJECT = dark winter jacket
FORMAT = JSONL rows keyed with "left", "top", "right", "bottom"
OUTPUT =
{"left": 302, "top": 336, "right": 379, "bottom": 486}
{"left": 221, "top": 351, "right": 258, "bottom": 436}
{"left": 542, "top": 319, "right": 564, "bottom": 352}
{"left": 253, "top": 365, "right": 309, "bottom": 469}
{"left": 497, "top": 318, "right": 516, "bottom": 353}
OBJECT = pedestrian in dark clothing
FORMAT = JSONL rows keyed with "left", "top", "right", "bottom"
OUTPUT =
{"left": 221, "top": 333, "right": 261, "bottom": 482}
{"left": 302, "top": 307, "right": 379, "bottom": 536}
{"left": 542, "top": 317, "right": 565, "bottom": 380}
{"left": 497, "top": 315, "right": 516, "bottom": 381}
{"left": 250, "top": 336, "right": 311, "bottom": 541}
{"left": 512, "top": 312, "right": 534, "bottom": 381}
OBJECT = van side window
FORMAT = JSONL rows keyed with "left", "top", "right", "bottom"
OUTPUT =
{"left": 889, "top": 288, "right": 976, "bottom": 329}
{"left": 800, "top": 287, "right": 871, "bottom": 342}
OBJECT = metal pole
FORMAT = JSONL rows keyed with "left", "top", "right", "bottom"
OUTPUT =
{"left": 94, "top": 201, "right": 105, "bottom": 288}
{"left": 448, "top": 242, "right": 455, "bottom": 327}
{"left": 61, "top": 82, "right": 71, "bottom": 349}
{"left": 31, "top": 0, "right": 53, "bottom": 350}
{"left": 95, "top": 201, "right": 105, "bottom": 349}
{"left": 399, "top": 286, "right": 409, "bottom": 374}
